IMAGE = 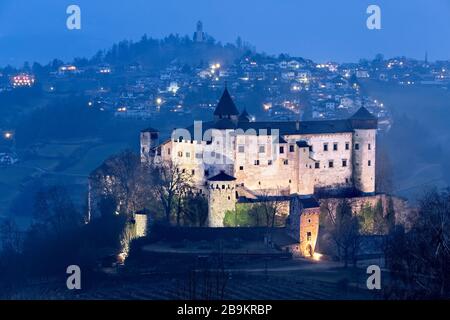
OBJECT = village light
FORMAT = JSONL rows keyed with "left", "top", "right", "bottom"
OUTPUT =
{"left": 156, "top": 97, "right": 163, "bottom": 105}
{"left": 263, "top": 103, "right": 272, "bottom": 111}
{"left": 312, "top": 252, "right": 322, "bottom": 261}
{"left": 4, "top": 131, "right": 13, "bottom": 140}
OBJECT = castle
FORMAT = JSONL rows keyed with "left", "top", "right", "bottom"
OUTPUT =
{"left": 140, "top": 88, "right": 377, "bottom": 256}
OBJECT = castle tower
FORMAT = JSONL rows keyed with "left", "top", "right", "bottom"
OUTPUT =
{"left": 194, "top": 20, "right": 205, "bottom": 42}
{"left": 140, "top": 127, "right": 159, "bottom": 163}
{"left": 213, "top": 87, "right": 240, "bottom": 124}
{"left": 296, "top": 141, "right": 315, "bottom": 195}
{"left": 207, "top": 171, "right": 236, "bottom": 227}
{"left": 350, "top": 107, "right": 377, "bottom": 194}
{"left": 287, "top": 196, "right": 320, "bottom": 257}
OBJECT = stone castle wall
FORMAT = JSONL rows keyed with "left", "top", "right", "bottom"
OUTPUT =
{"left": 319, "top": 194, "right": 408, "bottom": 224}
{"left": 152, "top": 129, "right": 374, "bottom": 197}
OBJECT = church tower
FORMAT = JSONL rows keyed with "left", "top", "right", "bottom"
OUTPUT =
{"left": 350, "top": 107, "right": 377, "bottom": 194}
{"left": 207, "top": 171, "right": 236, "bottom": 227}
{"left": 194, "top": 21, "right": 205, "bottom": 42}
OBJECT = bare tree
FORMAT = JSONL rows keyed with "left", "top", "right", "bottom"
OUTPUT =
{"left": 384, "top": 189, "right": 450, "bottom": 299}
{"left": 150, "top": 161, "right": 193, "bottom": 225}
{"left": 258, "top": 190, "right": 285, "bottom": 228}
{"left": 33, "top": 185, "right": 81, "bottom": 235}
{"left": 182, "top": 193, "right": 209, "bottom": 227}
{"left": 90, "top": 150, "right": 149, "bottom": 217}
{"left": 324, "top": 199, "right": 360, "bottom": 267}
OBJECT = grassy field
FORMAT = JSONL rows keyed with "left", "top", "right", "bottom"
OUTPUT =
{"left": 62, "top": 142, "right": 129, "bottom": 175}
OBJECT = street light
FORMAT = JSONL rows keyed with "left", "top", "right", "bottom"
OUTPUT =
{"left": 4, "top": 131, "right": 13, "bottom": 140}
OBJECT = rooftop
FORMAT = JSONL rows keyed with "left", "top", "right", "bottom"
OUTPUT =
{"left": 213, "top": 87, "right": 240, "bottom": 116}
{"left": 208, "top": 170, "right": 237, "bottom": 182}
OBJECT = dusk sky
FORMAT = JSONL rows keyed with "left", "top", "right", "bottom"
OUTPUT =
{"left": 0, "top": 0, "right": 449, "bottom": 66}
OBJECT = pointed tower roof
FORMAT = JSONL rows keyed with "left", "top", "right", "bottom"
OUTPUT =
{"left": 208, "top": 170, "right": 236, "bottom": 181}
{"left": 350, "top": 106, "right": 376, "bottom": 120}
{"left": 214, "top": 88, "right": 240, "bottom": 116}
{"left": 349, "top": 107, "right": 377, "bottom": 129}
{"left": 238, "top": 109, "right": 250, "bottom": 122}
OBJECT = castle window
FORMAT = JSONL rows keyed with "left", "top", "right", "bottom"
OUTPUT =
{"left": 368, "top": 160, "right": 372, "bottom": 166}
{"left": 329, "top": 160, "right": 334, "bottom": 168}
{"left": 323, "top": 143, "right": 328, "bottom": 151}
{"left": 186, "top": 152, "right": 191, "bottom": 158}
{"left": 168, "top": 148, "right": 171, "bottom": 155}
{"left": 239, "top": 166, "right": 244, "bottom": 170}
{"left": 238, "top": 145, "right": 245, "bottom": 153}
{"left": 309, "top": 145, "right": 313, "bottom": 152}
{"left": 204, "top": 170, "right": 209, "bottom": 176}
{"left": 280, "top": 146, "right": 285, "bottom": 154}
{"left": 196, "top": 153, "right": 202, "bottom": 159}
{"left": 283, "top": 159, "right": 289, "bottom": 165}
{"left": 289, "top": 179, "right": 292, "bottom": 183}
{"left": 345, "top": 142, "right": 350, "bottom": 150}
{"left": 342, "top": 159, "right": 347, "bottom": 167}
{"left": 141, "top": 147, "right": 145, "bottom": 154}
{"left": 178, "top": 151, "right": 183, "bottom": 157}
{"left": 157, "top": 147, "right": 161, "bottom": 156}
{"left": 182, "top": 169, "right": 186, "bottom": 173}
{"left": 228, "top": 196, "right": 231, "bottom": 200}
{"left": 289, "top": 145, "right": 295, "bottom": 152}
{"left": 355, "top": 143, "right": 360, "bottom": 150}
{"left": 307, "top": 232, "right": 312, "bottom": 241}
{"left": 315, "top": 162, "right": 320, "bottom": 169}
{"left": 268, "top": 160, "right": 273, "bottom": 165}
{"left": 259, "top": 145, "right": 265, "bottom": 153}
{"left": 222, "top": 185, "right": 225, "bottom": 189}
{"left": 254, "top": 160, "right": 260, "bottom": 165}
{"left": 368, "top": 143, "right": 372, "bottom": 150}
{"left": 333, "top": 143, "right": 338, "bottom": 151}
{"left": 191, "top": 169, "right": 195, "bottom": 175}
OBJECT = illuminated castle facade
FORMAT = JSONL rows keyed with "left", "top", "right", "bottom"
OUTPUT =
{"left": 140, "top": 88, "right": 377, "bottom": 255}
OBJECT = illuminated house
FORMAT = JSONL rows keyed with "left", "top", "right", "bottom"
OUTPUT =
{"left": 11, "top": 74, "right": 35, "bottom": 88}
